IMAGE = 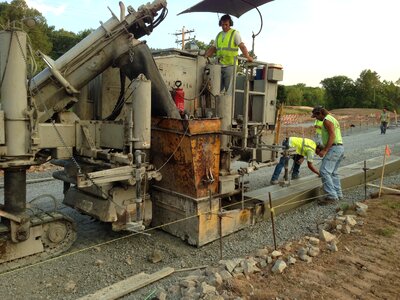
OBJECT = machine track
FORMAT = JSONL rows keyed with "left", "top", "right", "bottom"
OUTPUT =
{"left": 0, "top": 212, "right": 77, "bottom": 274}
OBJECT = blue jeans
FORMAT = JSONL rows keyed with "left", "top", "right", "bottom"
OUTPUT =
{"left": 271, "top": 154, "right": 302, "bottom": 181}
{"left": 221, "top": 66, "right": 234, "bottom": 94}
{"left": 380, "top": 122, "right": 387, "bottom": 134}
{"left": 320, "top": 145, "right": 344, "bottom": 199}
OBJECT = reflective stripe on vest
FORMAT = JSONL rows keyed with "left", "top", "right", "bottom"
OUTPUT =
{"left": 216, "top": 29, "right": 238, "bottom": 65}
{"left": 322, "top": 114, "right": 343, "bottom": 146}
{"left": 290, "top": 137, "right": 316, "bottom": 157}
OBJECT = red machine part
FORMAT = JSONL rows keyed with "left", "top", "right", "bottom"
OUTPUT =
{"left": 173, "top": 80, "right": 185, "bottom": 113}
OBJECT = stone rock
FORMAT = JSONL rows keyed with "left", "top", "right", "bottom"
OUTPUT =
{"left": 254, "top": 248, "right": 269, "bottom": 258}
{"left": 297, "top": 247, "right": 307, "bottom": 257}
{"left": 287, "top": 256, "right": 297, "bottom": 265}
{"left": 271, "top": 259, "right": 287, "bottom": 274}
{"left": 356, "top": 207, "right": 367, "bottom": 216}
{"left": 308, "top": 237, "right": 320, "bottom": 246}
{"left": 219, "top": 269, "right": 233, "bottom": 280}
{"left": 299, "top": 254, "right": 312, "bottom": 263}
{"left": 355, "top": 201, "right": 368, "bottom": 211}
{"left": 233, "top": 266, "right": 244, "bottom": 275}
{"left": 64, "top": 280, "right": 76, "bottom": 292}
{"left": 319, "top": 229, "right": 337, "bottom": 242}
{"left": 155, "top": 290, "right": 167, "bottom": 300}
{"left": 125, "top": 256, "right": 132, "bottom": 266}
{"left": 307, "top": 246, "right": 320, "bottom": 257}
{"left": 267, "top": 256, "right": 273, "bottom": 264}
{"left": 352, "top": 228, "right": 362, "bottom": 233}
{"left": 271, "top": 250, "right": 283, "bottom": 258}
{"left": 180, "top": 279, "right": 197, "bottom": 288}
{"left": 200, "top": 282, "right": 216, "bottom": 294}
{"left": 207, "top": 272, "right": 223, "bottom": 287}
{"left": 336, "top": 224, "right": 343, "bottom": 231}
{"left": 327, "top": 241, "right": 338, "bottom": 252}
{"left": 336, "top": 216, "right": 346, "bottom": 223}
{"left": 283, "top": 242, "right": 292, "bottom": 251}
{"left": 345, "top": 215, "right": 357, "bottom": 227}
{"left": 342, "top": 224, "right": 352, "bottom": 234}
{"left": 181, "top": 286, "right": 197, "bottom": 297}
{"left": 202, "top": 294, "right": 224, "bottom": 300}
{"left": 243, "top": 260, "right": 261, "bottom": 275}
{"left": 257, "top": 260, "right": 267, "bottom": 268}
{"left": 168, "top": 285, "right": 181, "bottom": 297}
{"left": 148, "top": 249, "right": 163, "bottom": 263}
{"left": 95, "top": 259, "right": 104, "bottom": 266}
{"left": 219, "top": 259, "right": 239, "bottom": 273}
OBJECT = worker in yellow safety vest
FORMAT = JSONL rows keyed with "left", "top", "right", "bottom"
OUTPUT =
{"left": 314, "top": 119, "right": 323, "bottom": 144}
{"left": 205, "top": 14, "right": 253, "bottom": 94}
{"left": 311, "top": 106, "right": 344, "bottom": 204}
{"left": 270, "top": 137, "right": 321, "bottom": 185}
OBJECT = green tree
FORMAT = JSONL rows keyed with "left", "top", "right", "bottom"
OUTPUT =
{"left": 354, "top": 69, "right": 381, "bottom": 108}
{"left": 285, "top": 85, "right": 303, "bottom": 105}
{"left": 320, "top": 75, "right": 355, "bottom": 109}
{"left": 0, "top": 0, "right": 52, "bottom": 71}
{"left": 380, "top": 80, "right": 400, "bottom": 111}
{"left": 49, "top": 28, "right": 92, "bottom": 59}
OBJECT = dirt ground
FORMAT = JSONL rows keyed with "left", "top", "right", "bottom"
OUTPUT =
{"left": 218, "top": 193, "right": 400, "bottom": 300}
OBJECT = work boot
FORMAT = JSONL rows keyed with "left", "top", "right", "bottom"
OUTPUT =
{"left": 317, "top": 197, "right": 338, "bottom": 206}
{"left": 270, "top": 180, "right": 279, "bottom": 185}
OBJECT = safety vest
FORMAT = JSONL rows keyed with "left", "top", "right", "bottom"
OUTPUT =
{"left": 322, "top": 114, "right": 343, "bottom": 146}
{"left": 314, "top": 120, "right": 323, "bottom": 135}
{"left": 216, "top": 29, "right": 239, "bottom": 65}
{"left": 380, "top": 112, "right": 388, "bottom": 122}
{"left": 289, "top": 137, "right": 316, "bottom": 157}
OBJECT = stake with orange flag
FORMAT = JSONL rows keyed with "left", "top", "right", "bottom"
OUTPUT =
{"left": 379, "top": 145, "right": 391, "bottom": 197}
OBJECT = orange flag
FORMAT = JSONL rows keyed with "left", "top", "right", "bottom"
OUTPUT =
{"left": 385, "top": 145, "right": 391, "bottom": 157}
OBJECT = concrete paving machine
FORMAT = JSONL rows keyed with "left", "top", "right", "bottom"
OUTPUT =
{"left": 0, "top": 0, "right": 282, "bottom": 267}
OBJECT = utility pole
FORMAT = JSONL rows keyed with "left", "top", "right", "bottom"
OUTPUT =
{"left": 172, "top": 26, "right": 195, "bottom": 50}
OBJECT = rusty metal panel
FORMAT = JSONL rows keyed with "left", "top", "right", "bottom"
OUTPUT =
{"left": 151, "top": 118, "right": 221, "bottom": 198}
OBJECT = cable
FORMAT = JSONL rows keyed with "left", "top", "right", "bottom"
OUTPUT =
{"left": 155, "top": 123, "right": 190, "bottom": 172}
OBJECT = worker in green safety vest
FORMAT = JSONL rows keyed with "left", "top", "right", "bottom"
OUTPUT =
{"left": 311, "top": 106, "right": 344, "bottom": 205}
{"left": 205, "top": 14, "right": 253, "bottom": 94}
{"left": 314, "top": 119, "right": 323, "bottom": 144}
{"left": 270, "top": 137, "right": 321, "bottom": 185}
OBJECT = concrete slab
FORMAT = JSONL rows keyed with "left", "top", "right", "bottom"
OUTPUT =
{"left": 245, "top": 155, "right": 400, "bottom": 215}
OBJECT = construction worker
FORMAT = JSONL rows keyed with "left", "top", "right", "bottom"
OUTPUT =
{"left": 311, "top": 106, "right": 344, "bottom": 204}
{"left": 314, "top": 119, "right": 323, "bottom": 144}
{"left": 380, "top": 107, "right": 389, "bottom": 134}
{"left": 270, "top": 137, "right": 321, "bottom": 185}
{"left": 204, "top": 14, "right": 253, "bottom": 94}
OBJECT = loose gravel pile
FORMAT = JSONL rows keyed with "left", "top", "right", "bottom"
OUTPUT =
{"left": 0, "top": 126, "right": 399, "bottom": 300}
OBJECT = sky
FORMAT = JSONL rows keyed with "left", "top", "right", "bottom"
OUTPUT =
{"left": 20, "top": 0, "right": 400, "bottom": 87}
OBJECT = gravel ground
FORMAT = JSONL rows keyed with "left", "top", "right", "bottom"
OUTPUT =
{"left": 0, "top": 125, "right": 399, "bottom": 300}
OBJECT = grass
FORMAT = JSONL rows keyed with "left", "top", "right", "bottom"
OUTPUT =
{"left": 375, "top": 227, "right": 396, "bottom": 238}
{"left": 382, "top": 199, "right": 400, "bottom": 210}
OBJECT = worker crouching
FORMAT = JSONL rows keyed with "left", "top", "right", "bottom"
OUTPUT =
{"left": 270, "top": 137, "right": 321, "bottom": 185}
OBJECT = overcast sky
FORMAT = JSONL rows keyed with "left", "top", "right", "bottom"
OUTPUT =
{"left": 22, "top": 0, "right": 400, "bottom": 87}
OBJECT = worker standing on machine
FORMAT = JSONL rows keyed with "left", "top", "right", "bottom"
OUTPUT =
{"left": 270, "top": 137, "right": 321, "bottom": 185}
{"left": 204, "top": 14, "right": 253, "bottom": 94}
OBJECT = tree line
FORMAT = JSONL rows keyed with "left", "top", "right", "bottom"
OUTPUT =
{"left": 1, "top": 0, "right": 399, "bottom": 111}
{"left": 279, "top": 70, "right": 400, "bottom": 111}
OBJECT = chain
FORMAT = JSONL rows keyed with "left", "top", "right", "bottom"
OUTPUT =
{"left": 129, "top": 42, "right": 135, "bottom": 62}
